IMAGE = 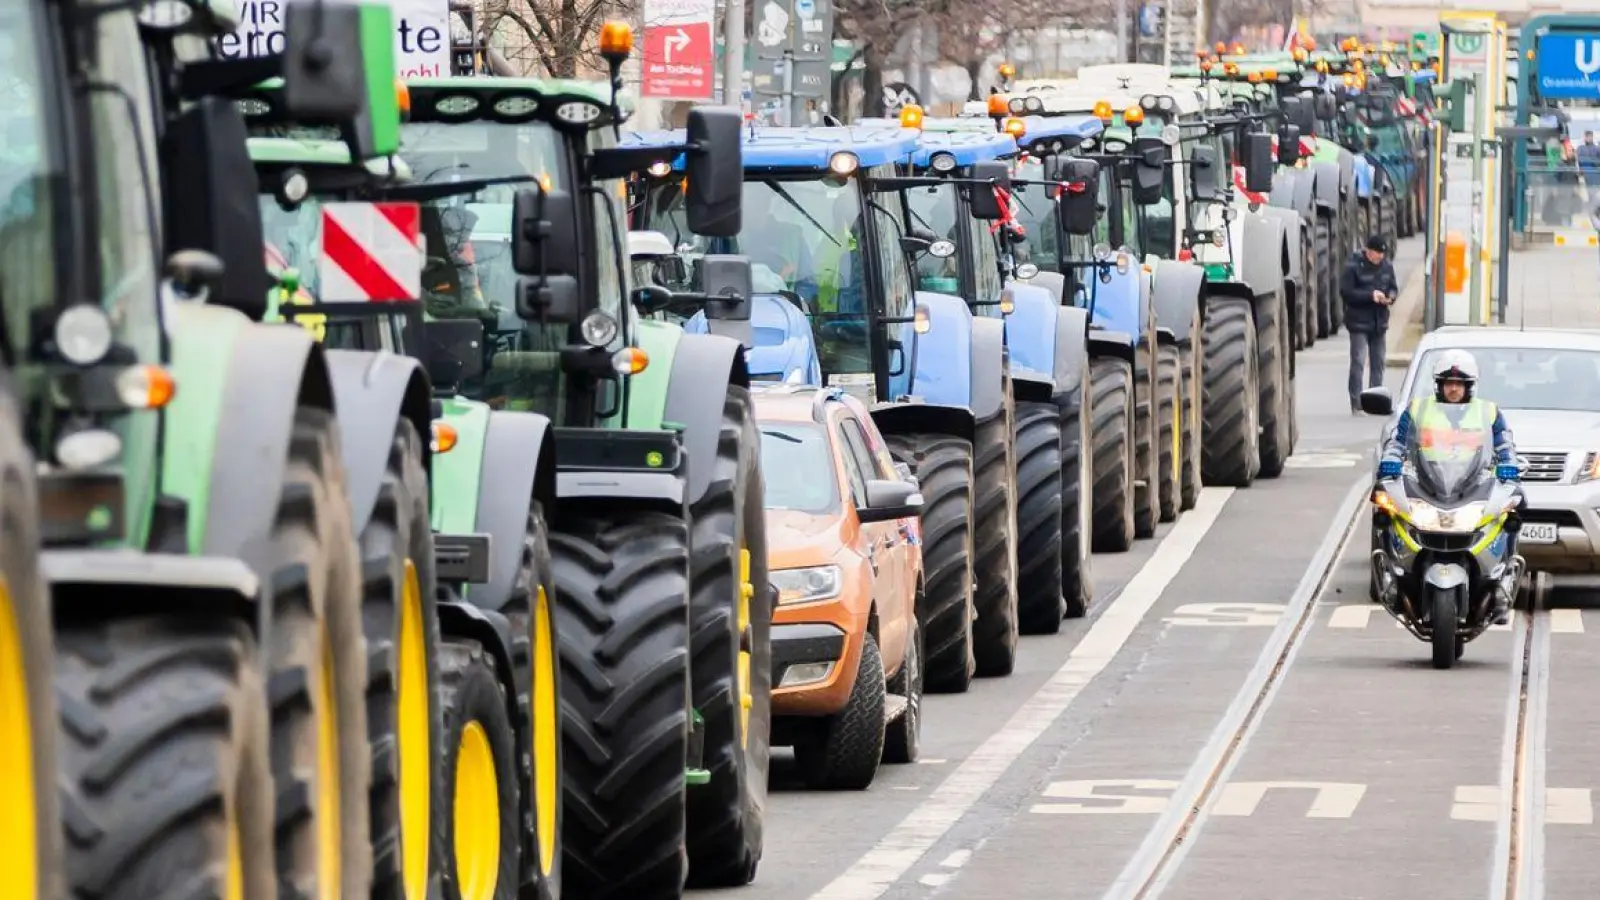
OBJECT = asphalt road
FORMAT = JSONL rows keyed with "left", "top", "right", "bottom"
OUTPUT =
{"left": 707, "top": 238, "right": 1600, "bottom": 900}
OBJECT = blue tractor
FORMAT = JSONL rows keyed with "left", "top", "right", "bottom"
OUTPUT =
{"left": 631, "top": 126, "right": 1016, "bottom": 694}
{"left": 858, "top": 112, "right": 1094, "bottom": 628}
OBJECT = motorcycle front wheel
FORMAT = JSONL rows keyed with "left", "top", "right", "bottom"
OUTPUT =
{"left": 1430, "top": 586, "right": 1459, "bottom": 670}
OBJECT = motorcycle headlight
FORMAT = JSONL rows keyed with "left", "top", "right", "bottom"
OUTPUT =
{"left": 1406, "top": 499, "right": 1442, "bottom": 530}
{"left": 771, "top": 565, "right": 843, "bottom": 604}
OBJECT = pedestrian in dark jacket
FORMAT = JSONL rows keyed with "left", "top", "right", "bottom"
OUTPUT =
{"left": 1340, "top": 234, "right": 1400, "bottom": 414}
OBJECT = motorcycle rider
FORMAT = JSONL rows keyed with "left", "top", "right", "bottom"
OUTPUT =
{"left": 1378, "top": 349, "right": 1523, "bottom": 624}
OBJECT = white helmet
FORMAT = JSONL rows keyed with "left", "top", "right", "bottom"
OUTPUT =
{"left": 1432, "top": 349, "right": 1479, "bottom": 384}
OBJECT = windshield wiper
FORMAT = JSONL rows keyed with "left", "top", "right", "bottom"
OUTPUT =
{"left": 376, "top": 175, "right": 541, "bottom": 202}
{"left": 764, "top": 430, "right": 804, "bottom": 444}
{"left": 764, "top": 180, "right": 841, "bottom": 248}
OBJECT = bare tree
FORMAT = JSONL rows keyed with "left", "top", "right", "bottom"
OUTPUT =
{"left": 482, "top": 0, "right": 636, "bottom": 78}
{"left": 832, "top": 0, "right": 926, "bottom": 116}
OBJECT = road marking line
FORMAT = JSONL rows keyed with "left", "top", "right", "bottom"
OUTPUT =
{"left": 916, "top": 758, "right": 949, "bottom": 765}
{"left": 1211, "top": 781, "right": 1367, "bottom": 819}
{"left": 916, "top": 874, "right": 949, "bottom": 887}
{"left": 1452, "top": 785, "right": 1500, "bottom": 822}
{"left": 1550, "top": 609, "right": 1584, "bottom": 633}
{"left": 1455, "top": 786, "right": 1591, "bottom": 825}
{"left": 808, "top": 488, "right": 1236, "bottom": 900}
{"left": 1328, "top": 605, "right": 1375, "bottom": 629}
{"left": 938, "top": 850, "right": 970, "bottom": 869}
{"left": 1031, "top": 779, "right": 1178, "bottom": 815}
{"left": 1163, "top": 602, "right": 1286, "bottom": 626}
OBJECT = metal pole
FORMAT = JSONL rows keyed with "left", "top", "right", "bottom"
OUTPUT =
{"left": 780, "top": 49, "right": 794, "bottom": 126}
{"left": 722, "top": 0, "right": 746, "bottom": 110}
{"left": 1116, "top": 0, "right": 1129, "bottom": 62}
{"left": 1498, "top": 133, "right": 1512, "bottom": 323}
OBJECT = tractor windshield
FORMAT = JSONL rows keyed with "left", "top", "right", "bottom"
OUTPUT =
{"left": 0, "top": 6, "right": 63, "bottom": 372}
{"left": 901, "top": 182, "right": 961, "bottom": 295}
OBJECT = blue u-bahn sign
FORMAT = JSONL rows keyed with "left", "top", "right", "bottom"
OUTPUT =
{"left": 1537, "top": 32, "right": 1600, "bottom": 100}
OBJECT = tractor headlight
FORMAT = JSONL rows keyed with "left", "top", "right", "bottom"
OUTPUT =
{"left": 580, "top": 310, "right": 619, "bottom": 347}
{"left": 55, "top": 304, "right": 113, "bottom": 366}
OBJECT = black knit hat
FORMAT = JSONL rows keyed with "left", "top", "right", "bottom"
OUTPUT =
{"left": 1366, "top": 234, "right": 1389, "bottom": 253}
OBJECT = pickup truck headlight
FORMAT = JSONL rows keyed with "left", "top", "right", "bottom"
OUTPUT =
{"left": 771, "top": 565, "right": 842, "bottom": 605}
{"left": 1575, "top": 451, "right": 1600, "bottom": 483}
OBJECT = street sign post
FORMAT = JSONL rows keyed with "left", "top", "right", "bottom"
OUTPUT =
{"left": 642, "top": 0, "right": 716, "bottom": 100}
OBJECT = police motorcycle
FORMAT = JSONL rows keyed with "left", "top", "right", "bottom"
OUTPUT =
{"left": 1365, "top": 389, "right": 1526, "bottom": 669}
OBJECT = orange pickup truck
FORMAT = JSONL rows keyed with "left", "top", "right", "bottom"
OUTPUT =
{"left": 754, "top": 385, "right": 925, "bottom": 790}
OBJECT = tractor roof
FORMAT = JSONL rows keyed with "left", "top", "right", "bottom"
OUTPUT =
{"left": 248, "top": 137, "right": 415, "bottom": 179}
{"left": 623, "top": 125, "right": 919, "bottom": 172}
{"left": 404, "top": 77, "right": 625, "bottom": 125}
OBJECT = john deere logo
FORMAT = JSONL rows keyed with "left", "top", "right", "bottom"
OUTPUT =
{"left": 646, "top": 450, "right": 664, "bottom": 468}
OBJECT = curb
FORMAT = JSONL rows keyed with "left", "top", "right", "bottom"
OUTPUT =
{"left": 1384, "top": 263, "right": 1426, "bottom": 369}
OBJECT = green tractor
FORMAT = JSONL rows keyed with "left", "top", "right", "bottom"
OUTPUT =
{"left": 30, "top": 0, "right": 427, "bottom": 896}
{"left": 243, "top": 32, "right": 775, "bottom": 899}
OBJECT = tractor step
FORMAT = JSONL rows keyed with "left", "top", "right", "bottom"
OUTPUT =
{"left": 685, "top": 767, "right": 711, "bottom": 785}
{"left": 436, "top": 532, "right": 492, "bottom": 583}
{"left": 884, "top": 694, "right": 909, "bottom": 723}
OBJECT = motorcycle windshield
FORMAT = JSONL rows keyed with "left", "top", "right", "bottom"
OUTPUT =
{"left": 1406, "top": 425, "right": 1491, "bottom": 505}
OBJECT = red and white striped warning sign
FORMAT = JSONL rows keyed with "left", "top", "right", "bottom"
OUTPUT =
{"left": 317, "top": 202, "right": 423, "bottom": 302}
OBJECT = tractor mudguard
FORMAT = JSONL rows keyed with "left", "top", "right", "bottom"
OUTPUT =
{"left": 466, "top": 409, "right": 557, "bottom": 612}
{"left": 969, "top": 316, "right": 1007, "bottom": 424}
{"left": 689, "top": 295, "right": 820, "bottom": 385}
{"left": 1150, "top": 260, "right": 1204, "bottom": 345}
{"left": 1202, "top": 280, "right": 1257, "bottom": 323}
{"left": 168, "top": 305, "right": 332, "bottom": 562}
{"left": 663, "top": 331, "right": 750, "bottom": 506}
{"left": 43, "top": 548, "right": 258, "bottom": 626}
{"left": 1027, "top": 271, "right": 1068, "bottom": 305}
{"left": 435, "top": 594, "right": 519, "bottom": 701}
{"left": 1004, "top": 282, "right": 1060, "bottom": 400}
{"left": 1313, "top": 160, "right": 1343, "bottom": 213}
{"left": 555, "top": 456, "right": 689, "bottom": 518}
{"left": 1258, "top": 207, "right": 1303, "bottom": 285}
{"left": 1238, "top": 213, "right": 1287, "bottom": 300}
{"left": 1053, "top": 306, "right": 1091, "bottom": 402}
{"left": 870, "top": 401, "right": 977, "bottom": 444}
{"left": 908, "top": 290, "right": 974, "bottom": 411}
{"left": 1086, "top": 330, "right": 1137, "bottom": 364}
{"left": 1289, "top": 169, "right": 1318, "bottom": 221}
{"left": 1084, "top": 266, "right": 1146, "bottom": 347}
{"left": 323, "top": 349, "right": 433, "bottom": 535}
{"left": 1156, "top": 326, "right": 1178, "bottom": 345}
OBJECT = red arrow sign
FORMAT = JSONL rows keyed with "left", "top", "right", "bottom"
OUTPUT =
{"left": 642, "top": 20, "right": 713, "bottom": 100}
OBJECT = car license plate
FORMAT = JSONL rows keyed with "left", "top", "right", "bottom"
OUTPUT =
{"left": 1521, "top": 522, "right": 1559, "bottom": 544}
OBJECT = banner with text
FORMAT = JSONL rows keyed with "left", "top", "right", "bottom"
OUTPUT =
{"left": 220, "top": 0, "right": 451, "bottom": 77}
{"left": 642, "top": 0, "right": 716, "bottom": 100}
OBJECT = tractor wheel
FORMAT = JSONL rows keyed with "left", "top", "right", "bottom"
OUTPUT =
{"left": 1200, "top": 299, "right": 1261, "bottom": 488}
{"left": 1178, "top": 343, "right": 1202, "bottom": 512}
{"left": 686, "top": 386, "right": 773, "bottom": 888}
{"left": 1315, "top": 216, "right": 1335, "bottom": 338}
{"left": 1015, "top": 400, "right": 1065, "bottom": 634}
{"left": 1302, "top": 233, "right": 1319, "bottom": 348}
{"left": 1058, "top": 387, "right": 1095, "bottom": 618}
{"left": 1088, "top": 356, "right": 1136, "bottom": 553}
{"left": 794, "top": 633, "right": 886, "bottom": 791}
{"left": 361, "top": 420, "right": 444, "bottom": 900}
{"left": 267, "top": 407, "right": 373, "bottom": 899}
{"left": 56, "top": 618, "right": 275, "bottom": 900}
{"left": 1256, "top": 292, "right": 1294, "bottom": 479}
{"left": 552, "top": 511, "right": 691, "bottom": 900}
{"left": 1156, "top": 344, "right": 1181, "bottom": 524}
{"left": 0, "top": 403, "right": 60, "bottom": 900}
{"left": 440, "top": 640, "right": 520, "bottom": 900}
{"left": 971, "top": 402, "right": 1019, "bottom": 678}
{"left": 885, "top": 433, "right": 975, "bottom": 694}
{"left": 1131, "top": 346, "right": 1158, "bottom": 540}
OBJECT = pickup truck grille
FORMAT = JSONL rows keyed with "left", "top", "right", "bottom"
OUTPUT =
{"left": 1521, "top": 452, "right": 1568, "bottom": 483}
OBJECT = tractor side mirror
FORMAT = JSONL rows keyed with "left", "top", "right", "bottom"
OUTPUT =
{"left": 160, "top": 96, "right": 269, "bottom": 320}
{"left": 1130, "top": 136, "right": 1168, "bottom": 206}
{"left": 1189, "top": 144, "right": 1219, "bottom": 202}
{"left": 426, "top": 317, "right": 486, "bottom": 388}
{"left": 1242, "top": 132, "right": 1275, "bottom": 193}
{"left": 279, "top": 1, "right": 366, "bottom": 122}
{"left": 1315, "top": 93, "right": 1337, "bottom": 120}
{"left": 1058, "top": 158, "right": 1100, "bottom": 235}
{"left": 685, "top": 107, "right": 743, "bottom": 237}
{"left": 1277, "top": 124, "right": 1302, "bottom": 166}
{"left": 967, "top": 160, "right": 1011, "bottom": 220}
{"left": 511, "top": 185, "right": 581, "bottom": 322}
{"left": 699, "top": 255, "right": 753, "bottom": 321}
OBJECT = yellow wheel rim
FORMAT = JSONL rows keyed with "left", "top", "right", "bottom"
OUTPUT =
{"left": 0, "top": 577, "right": 37, "bottom": 900}
{"left": 397, "top": 560, "right": 431, "bottom": 900}
{"left": 737, "top": 548, "right": 753, "bottom": 752}
{"left": 452, "top": 721, "right": 500, "bottom": 900}
{"left": 531, "top": 585, "right": 558, "bottom": 876}
{"left": 316, "top": 628, "right": 342, "bottom": 900}
{"left": 226, "top": 796, "right": 245, "bottom": 900}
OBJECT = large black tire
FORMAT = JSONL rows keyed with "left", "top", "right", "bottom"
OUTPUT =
{"left": 1058, "top": 387, "right": 1095, "bottom": 618}
{"left": 362, "top": 420, "right": 445, "bottom": 900}
{"left": 795, "top": 633, "right": 886, "bottom": 790}
{"left": 1200, "top": 299, "right": 1261, "bottom": 487}
{"left": 1015, "top": 400, "right": 1065, "bottom": 634}
{"left": 56, "top": 618, "right": 275, "bottom": 900}
{"left": 971, "top": 401, "right": 1019, "bottom": 677}
{"left": 1315, "top": 216, "right": 1335, "bottom": 338}
{"left": 882, "top": 615, "right": 922, "bottom": 764}
{"left": 1131, "top": 346, "right": 1159, "bottom": 539}
{"left": 440, "top": 640, "right": 520, "bottom": 900}
{"left": 552, "top": 511, "right": 690, "bottom": 900}
{"left": 885, "top": 433, "right": 975, "bottom": 694}
{"left": 268, "top": 407, "right": 373, "bottom": 899}
{"left": 1256, "top": 292, "right": 1293, "bottom": 479}
{"left": 1156, "top": 344, "right": 1181, "bottom": 523}
{"left": 1089, "top": 356, "right": 1136, "bottom": 552}
{"left": 1301, "top": 232, "right": 1319, "bottom": 348}
{"left": 1178, "top": 344, "right": 1202, "bottom": 512}
{"left": 686, "top": 386, "right": 773, "bottom": 888}
{"left": 1430, "top": 587, "right": 1458, "bottom": 670}
{"left": 0, "top": 399, "right": 60, "bottom": 900}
